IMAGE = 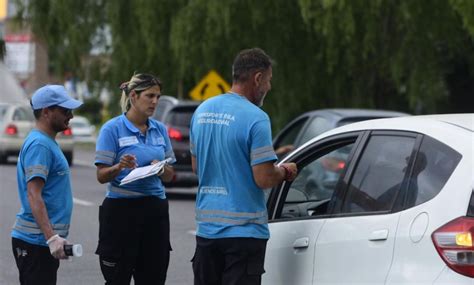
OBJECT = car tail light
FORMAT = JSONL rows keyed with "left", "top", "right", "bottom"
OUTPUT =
{"left": 5, "top": 124, "right": 18, "bottom": 135}
{"left": 321, "top": 157, "right": 346, "bottom": 172}
{"left": 168, "top": 127, "right": 183, "bottom": 141}
{"left": 62, "top": 128, "right": 73, "bottom": 136}
{"left": 432, "top": 216, "right": 474, "bottom": 277}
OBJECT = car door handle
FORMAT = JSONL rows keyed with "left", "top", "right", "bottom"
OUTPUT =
{"left": 369, "top": 229, "right": 389, "bottom": 241}
{"left": 293, "top": 237, "right": 310, "bottom": 249}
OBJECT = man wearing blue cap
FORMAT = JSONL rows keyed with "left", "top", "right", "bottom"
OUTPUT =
{"left": 11, "top": 85, "right": 82, "bottom": 285}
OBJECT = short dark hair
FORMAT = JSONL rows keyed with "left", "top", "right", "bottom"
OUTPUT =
{"left": 30, "top": 99, "right": 42, "bottom": 119}
{"left": 232, "top": 48, "right": 273, "bottom": 83}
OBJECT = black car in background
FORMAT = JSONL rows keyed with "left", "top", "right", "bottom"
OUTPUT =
{"left": 153, "top": 96, "right": 200, "bottom": 187}
{"left": 273, "top": 108, "right": 410, "bottom": 159}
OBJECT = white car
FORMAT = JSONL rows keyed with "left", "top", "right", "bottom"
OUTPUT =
{"left": 0, "top": 102, "right": 74, "bottom": 165}
{"left": 69, "top": 115, "right": 96, "bottom": 143}
{"left": 264, "top": 114, "right": 473, "bottom": 284}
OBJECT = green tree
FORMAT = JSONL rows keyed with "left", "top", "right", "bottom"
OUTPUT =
{"left": 13, "top": 0, "right": 105, "bottom": 78}
{"left": 171, "top": 0, "right": 317, "bottom": 128}
{"left": 14, "top": 0, "right": 474, "bottom": 130}
{"left": 297, "top": 0, "right": 474, "bottom": 114}
{"left": 104, "top": 0, "right": 187, "bottom": 113}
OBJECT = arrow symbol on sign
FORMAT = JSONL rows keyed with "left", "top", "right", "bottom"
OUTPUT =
{"left": 200, "top": 83, "right": 209, "bottom": 100}
{"left": 217, "top": 83, "right": 226, "bottom": 94}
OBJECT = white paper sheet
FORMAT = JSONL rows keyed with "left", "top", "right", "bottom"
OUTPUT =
{"left": 119, "top": 158, "right": 173, "bottom": 186}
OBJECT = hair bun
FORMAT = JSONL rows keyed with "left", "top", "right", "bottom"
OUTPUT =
{"left": 119, "top": 81, "right": 129, "bottom": 93}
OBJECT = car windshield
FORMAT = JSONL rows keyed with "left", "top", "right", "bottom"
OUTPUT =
{"left": 0, "top": 105, "right": 8, "bottom": 121}
{"left": 166, "top": 106, "right": 197, "bottom": 127}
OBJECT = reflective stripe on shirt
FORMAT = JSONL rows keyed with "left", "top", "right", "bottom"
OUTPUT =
{"left": 250, "top": 146, "right": 276, "bottom": 162}
{"left": 25, "top": 165, "right": 49, "bottom": 179}
{"left": 13, "top": 218, "right": 70, "bottom": 236}
{"left": 107, "top": 185, "right": 147, "bottom": 197}
{"left": 95, "top": 150, "right": 116, "bottom": 165}
{"left": 196, "top": 209, "right": 268, "bottom": 225}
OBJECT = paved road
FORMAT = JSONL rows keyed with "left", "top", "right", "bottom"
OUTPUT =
{"left": 0, "top": 145, "right": 197, "bottom": 284}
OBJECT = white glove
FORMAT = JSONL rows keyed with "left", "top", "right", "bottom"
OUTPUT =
{"left": 46, "top": 234, "right": 68, "bottom": 259}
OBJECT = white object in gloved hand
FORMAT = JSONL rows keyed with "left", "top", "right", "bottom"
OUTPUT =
{"left": 46, "top": 234, "right": 68, "bottom": 259}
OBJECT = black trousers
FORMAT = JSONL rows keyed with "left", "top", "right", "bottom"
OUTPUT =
{"left": 12, "top": 237, "right": 60, "bottom": 285}
{"left": 192, "top": 236, "right": 267, "bottom": 285}
{"left": 96, "top": 196, "right": 171, "bottom": 285}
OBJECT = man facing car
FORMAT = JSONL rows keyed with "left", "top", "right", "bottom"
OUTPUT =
{"left": 190, "top": 47, "right": 297, "bottom": 285}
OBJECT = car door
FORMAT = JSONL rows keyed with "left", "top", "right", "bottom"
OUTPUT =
{"left": 263, "top": 132, "right": 363, "bottom": 285}
{"left": 313, "top": 131, "right": 419, "bottom": 284}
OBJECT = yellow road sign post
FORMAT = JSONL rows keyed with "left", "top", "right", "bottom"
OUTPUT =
{"left": 189, "top": 70, "right": 230, "bottom": 101}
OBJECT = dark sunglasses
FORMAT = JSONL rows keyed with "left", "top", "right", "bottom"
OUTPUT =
{"left": 50, "top": 105, "right": 73, "bottom": 116}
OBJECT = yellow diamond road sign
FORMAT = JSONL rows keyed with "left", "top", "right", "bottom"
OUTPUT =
{"left": 189, "top": 70, "right": 230, "bottom": 101}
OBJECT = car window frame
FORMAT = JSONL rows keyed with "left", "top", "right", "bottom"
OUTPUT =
{"left": 296, "top": 115, "right": 334, "bottom": 147}
{"left": 331, "top": 130, "right": 423, "bottom": 217}
{"left": 267, "top": 131, "right": 366, "bottom": 222}
{"left": 268, "top": 130, "right": 439, "bottom": 223}
{"left": 272, "top": 115, "right": 310, "bottom": 150}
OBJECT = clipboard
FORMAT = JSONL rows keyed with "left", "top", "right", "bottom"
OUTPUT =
{"left": 119, "top": 158, "right": 173, "bottom": 186}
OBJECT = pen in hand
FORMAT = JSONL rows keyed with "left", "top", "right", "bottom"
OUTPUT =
{"left": 119, "top": 154, "right": 138, "bottom": 170}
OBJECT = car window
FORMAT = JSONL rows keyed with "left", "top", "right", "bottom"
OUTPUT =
{"left": 166, "top": 106, "right": 197, "bottom": 127}
{"left": 298, "top": 116, "right": 332, "bottom": 146}
{"left": 277, "top": 141, "right": 356, "bottom": 220}
{"left": 406, "top": 135, "right": 461, "bottom": 207}
{"left": 342, "top": 135, "right": 416, "bottom": 213}
{"left": 13, "top": 107, "right": 32, "bottom": 121}
{"left": 273, "top": 117, "right": 308, "bottom": 150}
{"left": 155, "top": 102, "right": 169, "bottom": 122}
{"left": 0, "top": 105, "right": 8, "bottom": 121}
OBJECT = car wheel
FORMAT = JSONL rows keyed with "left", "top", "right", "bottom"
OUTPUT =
{"left": 64, "top": 152, "right": 73, "bottom": 166}
{"left": 0, "top": 154, "right": 7, "bottom": 164}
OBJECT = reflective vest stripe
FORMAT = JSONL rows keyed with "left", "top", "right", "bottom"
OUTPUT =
{"left": 13, "top": 218, "right": 69, "bottom": 236}
{"left": 95, "top": 150, "right": 116, "bottom": 165}
{"left": 25, "top": 165, "right": 49, "bottom": 177}
{"left": 251, "top": 146, "right": 275, "bottom": 161}
{"left": 197, "top": 209, "right": 267, "bottom": 218}
{"left": 197, "top": 216, "right": 268, "bottom": 225}
{"left": 196, "top": 209, "right": 268, "bottom": 225}
{"left": 107, "top": 185, "right": 147, "bottom": 197}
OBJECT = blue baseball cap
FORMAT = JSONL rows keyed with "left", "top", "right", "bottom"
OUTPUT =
{"left": 31, "top": 85, "right": 83, "bottom": 110}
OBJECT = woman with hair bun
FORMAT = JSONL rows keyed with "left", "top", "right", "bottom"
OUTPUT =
{"left": 94, "top": 73, "right": 175, "bottom": 284}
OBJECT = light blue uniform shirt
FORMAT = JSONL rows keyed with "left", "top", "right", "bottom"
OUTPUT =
{"left": 95, "top": 114, "right": 176, "bottom": 199}
{"left": 190, "top": 93, "right": 277, "bottom": 239}
{"left": 12, "top": 129, "right": 73, "bottom": 246}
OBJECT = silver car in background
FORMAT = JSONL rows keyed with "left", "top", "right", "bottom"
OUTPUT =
{"left": 0, "top": 102, "right": 74, "bottom": 165}
{"left": 69, "top": 115, "right": 96, "bottom": 143}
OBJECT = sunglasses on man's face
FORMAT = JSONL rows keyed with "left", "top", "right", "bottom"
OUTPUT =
{"left": 50, "top": 106, "right": 73, "bottom": 116}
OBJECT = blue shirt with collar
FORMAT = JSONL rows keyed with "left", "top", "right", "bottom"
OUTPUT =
{"left": 12, "top": 129, "right": 73, "bottom": 246}
{"left": 95, "top": 113, "right": 176, "bottom": 199}
{"left": 190, "top": 93, "right": 277, "bottom": 239}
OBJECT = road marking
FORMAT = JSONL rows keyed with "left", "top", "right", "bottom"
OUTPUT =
{"left": 73, "top": 197, "right": 95, "bottom": 207}
{"left": 187, "top": 230, "right": 196, "bottom": 236}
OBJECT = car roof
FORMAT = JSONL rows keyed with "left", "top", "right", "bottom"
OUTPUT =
{"left": 160, "top": 95, "right": 200, "bottom": 107}
{"left": 300, "top": 108, "right": 409, "bottom": 120}
{"left": 70, "top": 115, "right": 90, "bottom": 122}
{"left": 0, "top": 102, "right": 29, "bottom": 107}
{"left": 306, "top": 113, "right": 473, "bottom": 145}
{"left": 283, "top": 114, "right": 473, "bottom": 165}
